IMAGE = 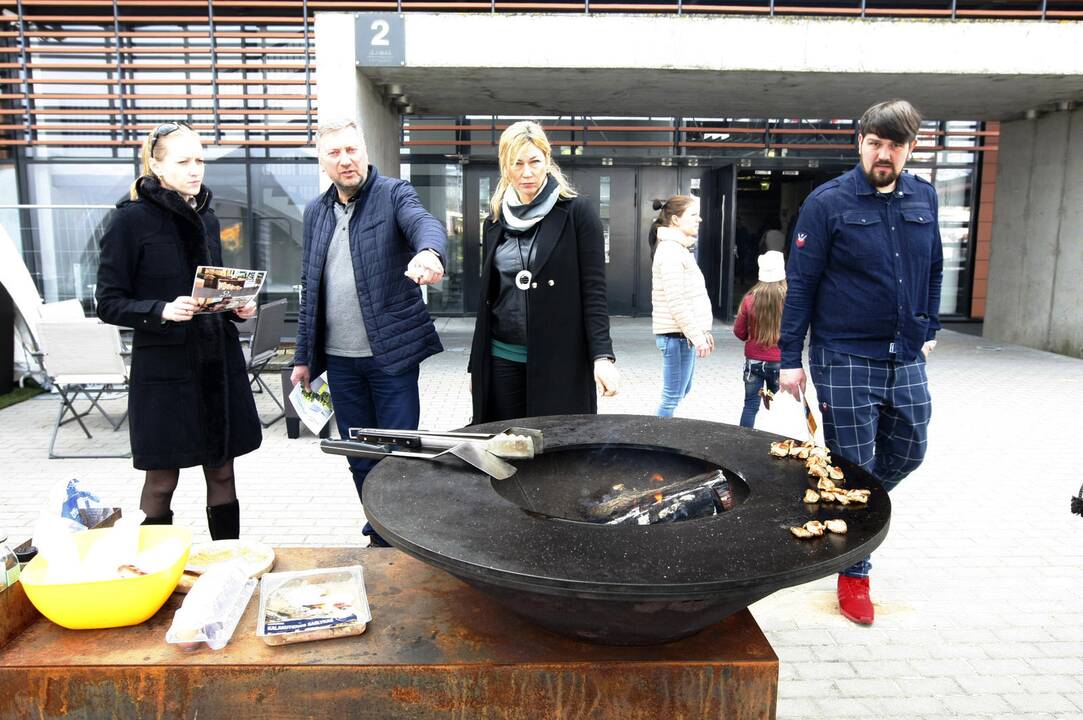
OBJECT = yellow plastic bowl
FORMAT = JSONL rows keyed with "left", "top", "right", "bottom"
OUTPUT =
{"left": 20, "top": 525, "right": 192, "bottom": 630}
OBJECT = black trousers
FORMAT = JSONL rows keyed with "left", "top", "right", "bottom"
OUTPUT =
{"left": 489, "top": 355, "right": 528, "bottom": 422}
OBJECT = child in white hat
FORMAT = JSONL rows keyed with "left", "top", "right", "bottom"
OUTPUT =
{"left": 733, "top": 251, "right": 787, "bottom": 427}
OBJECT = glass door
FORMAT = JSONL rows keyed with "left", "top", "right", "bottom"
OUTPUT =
{"left": 567, "top": 167, "right": 638, "bottom": 315}
{"left": 463, "top": 165, "right": 500, "bottom": 314}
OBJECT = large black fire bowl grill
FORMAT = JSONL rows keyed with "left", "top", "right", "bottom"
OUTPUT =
{"left": 363, "top": 414, "right": 890, "bottom": 645}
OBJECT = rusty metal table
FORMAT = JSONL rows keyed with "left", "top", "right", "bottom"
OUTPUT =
{"left": 0, "top": 548, "right": 778, "bottom": 719}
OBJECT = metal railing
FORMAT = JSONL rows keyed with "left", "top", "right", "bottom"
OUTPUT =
{"left": 402, "top": 119, "right": 1000, "bottom": 155}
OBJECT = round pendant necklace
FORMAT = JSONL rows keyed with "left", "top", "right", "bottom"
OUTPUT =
{"left": 514, "top": 232, "right": 533, "bottom": 290}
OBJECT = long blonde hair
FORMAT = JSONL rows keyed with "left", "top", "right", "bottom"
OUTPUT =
{"left": 489, "top": 121, "right": 577, "bottom": 220}
{"left": 747, "top": 280, "right": 788, "bottom": 347}
{"left": 129, "top": 122, "right": 200, "bottom": 200}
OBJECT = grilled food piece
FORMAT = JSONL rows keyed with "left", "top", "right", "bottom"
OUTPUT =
{"left": 769, "top": 439, "right": 794, "bottom": 458}
{"left": 824, "top": 519, "right": 848, "bottom": 534}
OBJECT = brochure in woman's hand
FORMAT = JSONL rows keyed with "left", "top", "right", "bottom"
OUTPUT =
{"left": 191, "top": 266, "right": 266, "bottom": 314}
{"left": 289, "top": 372, "right": 333, "bottom": 435}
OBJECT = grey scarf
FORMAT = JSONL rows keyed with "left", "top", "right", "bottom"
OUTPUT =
{"left": 501, "top": 175, "right": 560, "bottom": 233}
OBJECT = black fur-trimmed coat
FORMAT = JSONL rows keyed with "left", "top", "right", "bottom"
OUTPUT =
{"left": 96, "top": 177, "right": 262, "bottom": 470}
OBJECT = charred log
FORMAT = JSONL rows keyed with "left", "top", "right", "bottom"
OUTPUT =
{"left": 578, "top": 470, "right": 733, "bottom": 525}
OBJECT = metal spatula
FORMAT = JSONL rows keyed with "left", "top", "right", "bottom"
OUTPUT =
{"left": 320, "top": 437, "right": 518, "bottom": 480}
{"left": 351, "top": 427, "right": 544, "bottom": 458}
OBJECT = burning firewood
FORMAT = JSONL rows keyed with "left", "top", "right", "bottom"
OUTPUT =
{"left": 579, "top": 470, "right": 734, "bottom": 526}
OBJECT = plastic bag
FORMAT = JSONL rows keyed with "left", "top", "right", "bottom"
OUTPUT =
{"left": 166, "top": 561, "right": 256, "bottom": 651}
{"left": 57, "top": 478, "right": 114, "bottom": 530}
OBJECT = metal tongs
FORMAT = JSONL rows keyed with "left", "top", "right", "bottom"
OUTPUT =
{"left": 320, "top": 427, "right": 544, "bottom": 480}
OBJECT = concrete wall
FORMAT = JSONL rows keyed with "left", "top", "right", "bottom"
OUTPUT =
{"left": 984, "top": 107, "right": 1083, "bottom": 358}
{"left": 365, "top": 14, "right": 1083, "bottom": 119}
{"left": 313, "top": 13, "right": 401, "bottom": 180}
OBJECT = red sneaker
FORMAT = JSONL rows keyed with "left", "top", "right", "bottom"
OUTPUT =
{"left": 837, "top": 575, "right": 874, "bottom": 625}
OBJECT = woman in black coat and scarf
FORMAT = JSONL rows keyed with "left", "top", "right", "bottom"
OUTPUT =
{"left": 96, "top": 122, "right": 262, "bottom": 539}
{"left": 469, "top": 121, "right": 620, "bottom": 424}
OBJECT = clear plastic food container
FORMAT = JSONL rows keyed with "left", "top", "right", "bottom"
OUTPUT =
{"left": 256, "top": 565, "right": 371, "bottom": 646}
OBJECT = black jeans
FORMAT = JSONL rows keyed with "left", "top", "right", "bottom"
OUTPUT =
{"left": 489, "top": 355, "right": 528, "bottom": 421}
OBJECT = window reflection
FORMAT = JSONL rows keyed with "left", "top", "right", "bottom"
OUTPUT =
{"left": 599, "top": 175, "right": 611, "bottom": 264}
{"left": 403, "top": 163, "right": 464, "bottom": 314}
{"left": 0, "top": 165, "right": 20, "bottom": 254}
{"left": 252, "top": 162, "right": 318, "bottom": 314}
{"left": 26, "top": 163, "right": 134, "bottom": 309}
{"left": 203, "top": 163, "right": 248, "bottom": 269}
{"left": 932, "top": 167, "right": 973, "bottom": 316}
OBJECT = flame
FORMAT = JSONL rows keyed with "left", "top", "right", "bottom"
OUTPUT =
{"left": 650, "top": 473, "right": 664, "bottom": 483}
{"left": 654, "top": 492, "right": 664, "bottom": 503}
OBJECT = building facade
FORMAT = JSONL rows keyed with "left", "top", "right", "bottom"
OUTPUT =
{"left": 3, "top": 1, "right": 1080, "bottom": 352}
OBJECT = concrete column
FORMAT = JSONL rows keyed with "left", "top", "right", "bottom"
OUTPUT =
{"left": 984, "top": 107, "right": 1083, "bottom": 358}
{"left": 313, "top": 12, "right": 401, "bottom": 180}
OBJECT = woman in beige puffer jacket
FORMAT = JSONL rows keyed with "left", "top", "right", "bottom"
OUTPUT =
{"left": 649, "top": 195, "right": 714, "bottom": 417}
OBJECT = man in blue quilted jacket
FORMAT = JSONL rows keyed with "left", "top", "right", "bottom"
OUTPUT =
{"left": 291, "top": 118, "right": 446, "bottom": 546}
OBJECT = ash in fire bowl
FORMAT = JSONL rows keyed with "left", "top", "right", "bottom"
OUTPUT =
{"left": 492, "top": 445, "right": 751, "bottom": 526}
{"left": 363, "top": 414, "right": 891, "bottom": 645}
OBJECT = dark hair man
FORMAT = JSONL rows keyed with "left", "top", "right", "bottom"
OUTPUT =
{"left": 291, "top": 118, "right": 446, "bottom": 547}
{"left": 778, "top": 99, "right": 943, "bottom": 625}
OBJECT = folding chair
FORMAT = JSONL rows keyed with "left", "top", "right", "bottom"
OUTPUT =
{"left": 36, "top": 320, "right": 131, "bottom": 459}
{"left": 245, "top": 299, "right": 287, "bottom": 428}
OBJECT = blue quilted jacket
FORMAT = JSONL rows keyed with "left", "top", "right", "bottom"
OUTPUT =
{"left": 293, "top": 166, "right": 446, "bottom": 378}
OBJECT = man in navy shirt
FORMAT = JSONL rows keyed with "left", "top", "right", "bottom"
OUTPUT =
{"left": 779, "top": 100, "right": 943, "bottom": 625}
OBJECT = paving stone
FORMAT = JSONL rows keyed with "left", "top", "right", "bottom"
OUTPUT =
{"left": 833, "top": 678, "right": 905, "bottom": 697}
{"left": 1003, "top": 694, "right": 1082, "bottom": 713}
{"left": 940, "top": 694, "right": 1013, "bottom": 714}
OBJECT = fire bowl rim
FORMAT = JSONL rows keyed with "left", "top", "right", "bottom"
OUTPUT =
{"left": 363, "top": 414, "right": 891, "bottom": 601}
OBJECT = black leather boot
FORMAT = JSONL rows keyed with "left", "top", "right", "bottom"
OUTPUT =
{"left": 206, "top": 500, "right": 240, "bottom": 540}
{"left": 141, "top": 510, "right": 173, "bottom": 525}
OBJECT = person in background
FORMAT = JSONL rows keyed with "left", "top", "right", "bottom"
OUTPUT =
{"left": 778, "top": 99, "right": 942, "bottom": 625}
{"left": 649, "top": 195, "right": 714, "bottom": 417}
{"left": 733, "top": 251, "right": 786, "bottom": 428}
{"left": 96, "top": 121, "right": 262, "bottom": 539}
{"left": 291, "top": 117, "right": 446, "bottom": 547}
{"left": 468, "top": 120, "right": 618, "bottom": 423}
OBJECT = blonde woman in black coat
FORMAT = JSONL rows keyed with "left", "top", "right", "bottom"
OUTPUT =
{"left": 96, "top": 122, "right": 262, "bottom": 539}
{"left": 468, "top": 121, "right": 619, "bottom": 423}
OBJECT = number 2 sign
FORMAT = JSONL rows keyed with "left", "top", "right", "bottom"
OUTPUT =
{"left": 355, "top": 13, "right": 405, "bottom": 67}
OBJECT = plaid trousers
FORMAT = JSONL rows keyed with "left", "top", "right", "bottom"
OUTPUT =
{"left": 808, "top": 346, "right": 932, "bottom": 578}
